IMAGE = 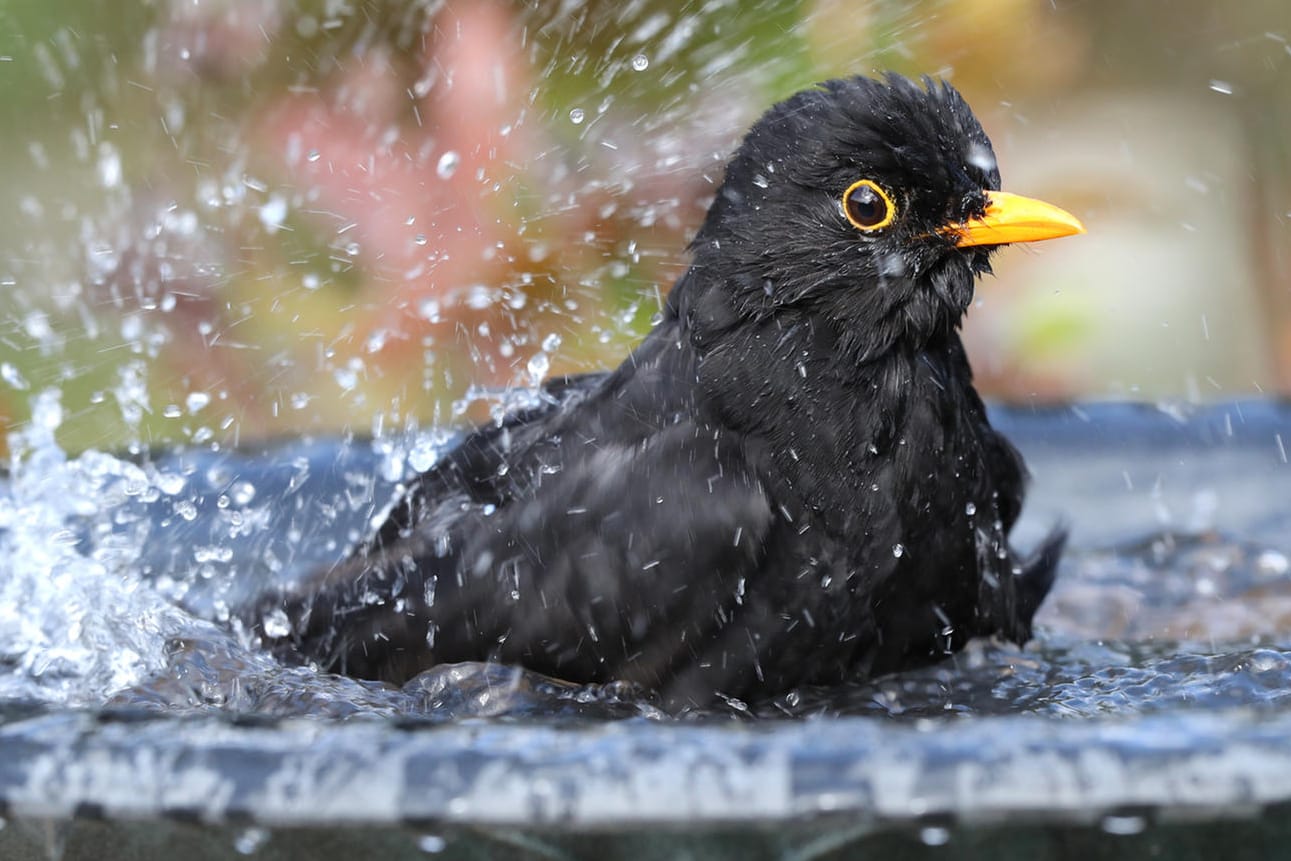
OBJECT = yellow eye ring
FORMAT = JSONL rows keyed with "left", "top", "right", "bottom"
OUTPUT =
{"left": 842, "top": 179, "right": 896, "bottom": 232}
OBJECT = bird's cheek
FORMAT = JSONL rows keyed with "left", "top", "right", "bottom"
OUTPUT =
{"left": 875, "top": 250, "right": 910, "bottom": 280}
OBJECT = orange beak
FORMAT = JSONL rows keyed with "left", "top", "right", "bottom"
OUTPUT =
{"left": 941, "top": 190, "right": 1085, "bottom": 247}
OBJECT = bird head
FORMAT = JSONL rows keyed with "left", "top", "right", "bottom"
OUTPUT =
{"left": 680, "top": 74, "right": 1083, "bottom": 361}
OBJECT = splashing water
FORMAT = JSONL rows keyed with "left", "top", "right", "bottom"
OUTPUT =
{"left": 0, "top": 390, "right": 193, "bottom": 705}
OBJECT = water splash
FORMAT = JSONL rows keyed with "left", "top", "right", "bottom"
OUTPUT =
{"left": 0, "top": 391, "right": 191, "bottom": 705}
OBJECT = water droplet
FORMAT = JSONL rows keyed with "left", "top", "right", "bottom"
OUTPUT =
{"left": 258, "top": 195, "right": 288, "bottom": 232}
{"left": 569, "top": 108, "right": 585, "bottom": 125}
{"left": 752, "top": 174, "right": 769, "bottom": 188}
{"left": 24, "top": 310, "right": 53, "bottom": 343}
{"left": 97, "top": 144, "right": 122, "bottom": 188}
{"left": 194, "top": 545, "right": 233, "bottom": 563}
{"left": 527, "top": 352, "right": 550, "bottom": 381}
{"left": 541, "top": 333, "right": 562, "bottom": 353}
{"left": 156, "top": 472, "right": 186, "bottom": 495}
{"left": 892, "top": 543, "right": 905, "bottom": 558}
{"left": 233, "top": 827, "right": 269, "bottom": 855}
{"left": 186, "top": 391, "right": 210, "bottom": 414}
{"left": 1257, "top": 549, "right": 1289, "bottom": 575}
{"left": 416, "top": 834, "right": 447, "bottom": 853}
{"left": 965, "top": 141, "right": 997, "bottom": 173}
{"left": 464, "top": 285, "right": 494, "bottom": 310}
{"left": 631, "top": 54, "right": 649, "bottom": 71}
{"left": 306, "top": 149, "right": 321, "bottom": 163}
{"left": 919, "top": 826, "right": 951, "bottom": 846}
{"left": 1, "top": 362, "right": 29, "bottom": 391}
{"left": 1100, "top": 814, "right": 1147, "bottom": 835}
{"left": 334, "top": 369, "right": 358, "bottom": 393}
{"left": 261, "top": 608, "right": 291, "bottom": 639}
{"left": 408, "top": 436, "right": 443, "bottom": 473}
{"left": 414, "top": 233, "right": 427, "bottom": 246}
{"left": 436, "top": 150, "right": 459, "bottom": 179}
{"left": 229, "top": 480, "right": 256, "bottom": 506}
{"left": 965, "top": 502, "right": 976, "bottom": 516}
{"left": 1208, "top": 79, "right": 1234, "bottom": 95}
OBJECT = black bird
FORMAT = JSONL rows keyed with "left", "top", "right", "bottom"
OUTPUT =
{"left": 265, "top": 74, "right": 1083, "bottom": 710}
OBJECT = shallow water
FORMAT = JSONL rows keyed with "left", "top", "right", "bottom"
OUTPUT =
{"left": 0, "top": 400, "right": 1289, "bottom": 858}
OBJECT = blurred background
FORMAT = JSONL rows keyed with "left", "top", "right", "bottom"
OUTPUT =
{"left": 0, "top": 0, "right": 1287, "bottom": 455}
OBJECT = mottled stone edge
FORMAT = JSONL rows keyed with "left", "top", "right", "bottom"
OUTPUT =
{"left": 2, "top": 710, "right": 1289, "bottom": 830}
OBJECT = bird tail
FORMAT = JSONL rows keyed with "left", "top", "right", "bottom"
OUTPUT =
{"left": 1011, "top": 524, "right": 1067, "bottom": 641}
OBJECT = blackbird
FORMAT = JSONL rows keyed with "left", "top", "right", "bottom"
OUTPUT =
{"left": 264, "top": 73, "right": 1083, "bottom": 709}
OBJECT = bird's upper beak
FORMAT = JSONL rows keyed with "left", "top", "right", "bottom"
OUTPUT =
{"left": 941, "top": 190, "right": 1085, "bottom": 247}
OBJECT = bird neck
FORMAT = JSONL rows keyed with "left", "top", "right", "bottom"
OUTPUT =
{"left": 690, "top": 301, "right": 961, "bottom": 433}
{"left": 670, "top": 255, "right": 970, "bottom": 367}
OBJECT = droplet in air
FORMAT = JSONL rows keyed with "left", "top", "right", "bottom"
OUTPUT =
{"left": 569, "top": 108, "right": 586, "bottom": 125}
{"left": 436, "top": 150, "right": 460, "bottom": 179}
{"left": 965, "top": 502, "right": 976, "bottom": 516}
{"left": 892, "top": 543, "right": 905, "bottom": 558}
{"left": 261, "top": 608, "right": 291, "bottom": 639}
{"left": 97, "top": 145, "right": 122, "bottom": 188}
{"left": 527, "top": 352, "right": 550, "bottom": 381}
{"left": 1257, "top": 549, "right": 1289, "bottom": 575}
{"left": 965, "top": 141, "right": 997, "bottom": 173}
{"left": 229, "top": 480, "right": 256, "bottom": 506}
{"left": 233, "top": 827, "right": 269, "bottom": 855}
{"left": 1, "top": 363, "right": 29, "bottom": 391}
{"left": 1100, "top": 814, "right": 1147, "bottom": 835}
{"left": 919, "top": 826, "right": 951, "bottom": 846}
{"left": 155, "top": 472, "right": 186, "bottom": 495}
{"left": 258, "top": 195, "right": 288, "bottom": 232}
{"left": 417, "top": 834, "right": 447, "bottom": 853}
{"left": 333, "top": 362, "right": 360, "bottom": 392}
{"left": 631, "top": 54, "right": 649, "bottom": 71}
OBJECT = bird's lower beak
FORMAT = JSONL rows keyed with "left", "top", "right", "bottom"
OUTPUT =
{"left": 941, "top": 190, "right": 1085, "bottom": 247}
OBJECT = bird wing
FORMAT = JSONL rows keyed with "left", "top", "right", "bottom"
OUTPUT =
{"left": 438, "top": 419, "right": 777, "bottom": 688}
{"left": 272, "top": 390, "right": 778, "bottom": 702}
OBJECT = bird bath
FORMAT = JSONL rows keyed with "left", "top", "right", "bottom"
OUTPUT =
{"left": 1, "top": 0, "right": 1287, "bottom": 856}
{"left": 1, "top": 399, "right": 1289, "bottom": 860}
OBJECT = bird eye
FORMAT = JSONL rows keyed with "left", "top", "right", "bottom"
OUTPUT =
{"left": 842, "top": 179, "right": 896, "bottom": 232}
